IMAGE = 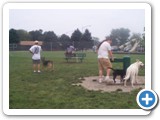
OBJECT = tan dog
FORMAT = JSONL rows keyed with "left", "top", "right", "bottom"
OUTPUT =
{"left": 124, "top": 59, "right": 144, "bottom": 87}
{"left": 41, "top": 57, "right": 54, "bottom": 71}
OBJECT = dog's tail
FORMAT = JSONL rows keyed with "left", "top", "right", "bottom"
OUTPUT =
{"left": 123, "top": 71, "right": 130, "bottom": 80}
{"left": 107, "top": 67, "right": 115, "bottom": 71}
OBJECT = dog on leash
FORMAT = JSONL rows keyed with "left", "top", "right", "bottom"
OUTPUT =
{"left": 124, "top": 59, "right": 144, "bottom": 87}
{"left": 108, "top": 67, "right": 126, "bottom": 83}
{"left": 41, "top": 57, "right": 54, "bottom": 71}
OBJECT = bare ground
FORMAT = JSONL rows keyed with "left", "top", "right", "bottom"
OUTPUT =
{"left": 72, "top": 76, "right": 145, "bottom": 92}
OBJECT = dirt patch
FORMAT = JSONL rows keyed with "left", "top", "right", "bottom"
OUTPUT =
{"left": 73, "top": 76, "right": 145, "bottom": 92}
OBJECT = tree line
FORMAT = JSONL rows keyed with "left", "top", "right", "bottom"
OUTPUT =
{"left": 9, "top": 27, "right": 145, "bottom": 50}
{"left": 9, "top": 28, "right": 98, "bottom": 50}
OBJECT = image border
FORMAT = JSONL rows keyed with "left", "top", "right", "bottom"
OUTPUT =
{"left": 3, "top": 2, "right": 151, "bottom": 115}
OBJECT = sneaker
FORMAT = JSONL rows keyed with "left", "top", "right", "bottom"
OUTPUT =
{"left": 105, "top": 76, "right": 110, "bottom": 81}
{"left": 98, "top": 78, "right": 103, "bottom": 83}
{"left": 33, "top": 70, "right": 36, "bottom": 73}
{"left": 38, "top": 70, "right": 41, "bottom": 73}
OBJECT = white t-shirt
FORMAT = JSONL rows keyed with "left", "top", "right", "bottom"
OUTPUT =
{"left": 29, "top": 45, "right": 42, "bottom": 60}
{"left": 97, "top": 41, "right": 111, "bottom": 59}
{"left": 67, "top": 45, "right": 75, "bottom": 53}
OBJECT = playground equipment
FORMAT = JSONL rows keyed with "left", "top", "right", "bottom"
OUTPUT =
{"left": 129, "top": 40, "right": 140, "bottom": 52}
{"left": 119, "top": 39, "right": 141, "bottom": 52}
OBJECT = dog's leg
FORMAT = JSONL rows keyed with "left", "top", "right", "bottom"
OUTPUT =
{"left": 48, "top": 62, "right": 54, "bottom": 71}
{"left": 123, "top": 70, "right": 130, "bottom": 87}
{"left": 124, "top": 79, "right": 127, "bottom": 87}
{"left": 50, "top": 62, "right": 54, "bottom": 71}
{"left": 113, "top": 74, "right": 116, "bottom": 83}
{"left": 131, "top": 76, "right": 135, "bottom": 88}
{"left": 135, "top": 75, "right": 138, "bottom": 85}
{"left": 120, "top": 75, "right": 123, "bottom": 83}
{"left": 50, "top": 64, "right": 54, "bottom": 71}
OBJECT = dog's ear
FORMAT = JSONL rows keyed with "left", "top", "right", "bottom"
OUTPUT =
{"left": 136, "top": 59, "right": 139, "bottom": 62}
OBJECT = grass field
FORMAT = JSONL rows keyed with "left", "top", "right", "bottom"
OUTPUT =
{"left": 9, "top": 51, "right": 145, "bottom": 109}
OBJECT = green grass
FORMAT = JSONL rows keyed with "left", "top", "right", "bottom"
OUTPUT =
{"left": 9, "top": 51, "right": 145, "bottom": 109}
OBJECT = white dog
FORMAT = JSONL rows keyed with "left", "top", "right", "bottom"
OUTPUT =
{"left": 124, "top": 59, "right": 144, "bottom": 87}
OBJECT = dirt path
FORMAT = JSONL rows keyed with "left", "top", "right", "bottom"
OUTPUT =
{"left": 73, "top": 76, "right": 145, "bottom": 92}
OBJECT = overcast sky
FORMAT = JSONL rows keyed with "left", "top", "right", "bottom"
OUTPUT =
{"left": 9, "top": 9, "right": 145, "bottom": 40}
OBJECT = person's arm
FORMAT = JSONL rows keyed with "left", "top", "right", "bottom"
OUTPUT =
{"left": 29, "top": 47, "right": 34, "bottom": 55}
{"left": 108, "top": 50, "right": 114, "bottom": 61}
{"left": 40, "top": 46, "right": 42, "bottom": 52}
{"left": 108, "top": 44, "right": 114, "bottom": 61}
{"left": 29, "top": 50, "right": 34, "bottom": 55}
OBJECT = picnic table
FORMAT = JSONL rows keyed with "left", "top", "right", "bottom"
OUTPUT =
{"left": 65, "top": 53, "right": 86, "bottom": 63}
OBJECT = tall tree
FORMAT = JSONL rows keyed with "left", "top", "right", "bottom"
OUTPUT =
{"left": 71, "top": 29, "right": 82, "bottom": 48}
{"left": 43, "top": 31, "right": 59, "bottom": 50}
{"left": 29, "top": 29, "right": 43, "bottom": 41}
{"left": 110, "top": 28, "right": 130, "bottom": 46}
{"left": 130, "top": 33, "right": 142, "bottom": 41}
{"left": 16, "top": 29, "right": 30, "bottom": 41}
{"left": 59, "top": 34, "right": 71, "bottom": 50}
{"left": 9, "top": 29, "right": 20, "bottom": 44}
{"left": 92, "top": 37, "right": 100, "bottom": 46}
{"left": 81, "top": 29, "right": 92, "bottom": 41}
{"left": 81, "top": 29, "right": 93, "bottom": 49}
{"left": 43, "top": 31, "right": 58, "bottom": 42}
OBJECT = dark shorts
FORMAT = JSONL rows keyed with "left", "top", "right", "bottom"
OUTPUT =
{"left": 32, "top": 59, "right": 41, "bottom": 64}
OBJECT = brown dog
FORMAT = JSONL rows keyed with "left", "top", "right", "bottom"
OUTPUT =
{"left": 41, "top": 57, "right": 54, "bottom": 71}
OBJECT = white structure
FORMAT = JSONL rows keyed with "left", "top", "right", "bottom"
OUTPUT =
{"left": 119, "top": 39, "right": 141, "bottom": 52}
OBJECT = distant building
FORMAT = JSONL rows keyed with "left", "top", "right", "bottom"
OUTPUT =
{"left": 20, "top": 41, "right": 43, "bottom": 46}
{"left": 10, "top": 41, "right": 43, "bottom": 51}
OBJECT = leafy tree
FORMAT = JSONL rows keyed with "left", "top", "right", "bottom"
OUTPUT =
{"left": 71, "top": 29, "right": 82, "bottom": 48}
{"left": 59, "top": 34, "right": 71, "bottom": 50}
{"left": 110, "top": 28, "right": 130, "bottom": 46}
{"left": 9, "top": 29, "right": 20, "bottom": 43}
{"left": 16, "top": 29, "right": 30, "bottom": 41}
{"left": 29, "top": 29, "right": 43, "bottom": 41}
{"left": 71, "top": 29, "right": 82, "bottom": 42}
{"left": 43, "top": 31, "right": 59, "bottom": 50}
{"left": 92, "top": 37, "right": 100, "bottom": 46}
{"left": 81, "top": 29, "right": 92, "bottom": 41}
{"left": 130, "top": 33, "right": 142, "bottom": 40}
{"left": 43, "top": 31, "right": 58, "bottom": 42}
{"left": 81, "top": 29, "right": 93, "bottom": 49}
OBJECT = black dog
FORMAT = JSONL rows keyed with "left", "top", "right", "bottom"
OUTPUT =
{"left": 108, "top": 67, "right": 126, "bottom": 83}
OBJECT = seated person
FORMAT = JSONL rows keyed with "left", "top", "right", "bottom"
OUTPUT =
{"left": 65, "top": 45, "right": 76, "bottom": 57}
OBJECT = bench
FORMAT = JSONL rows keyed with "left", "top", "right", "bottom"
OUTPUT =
{"left": 65, "top": 53, "right": 86, "bottom": 63}
{"left": 110, "top": 56, "right": 130, "bottom": 71}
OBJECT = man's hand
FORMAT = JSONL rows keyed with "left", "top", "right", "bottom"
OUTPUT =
{"left": 111, "top": 57, "right": 114, "bottom": 61}
{"left": 110, "top": 57, "right": 114, "bottom": 62}
{"left": 29, "top": 50, "right": 34, "bottom": 55}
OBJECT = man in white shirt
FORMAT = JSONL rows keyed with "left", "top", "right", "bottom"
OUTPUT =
{"left": 29, "top": 40, "right": 42, "bottom": 73}
{"left": 97, "top": 37, "right": 114, "bottom": 83}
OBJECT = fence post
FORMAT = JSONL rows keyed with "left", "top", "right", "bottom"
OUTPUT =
{"left": 123, "top": 56, "right": 130, "bottom": 71}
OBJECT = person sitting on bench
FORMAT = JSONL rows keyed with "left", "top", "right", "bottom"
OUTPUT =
{"left": 65, "top": 44, "right": 76, "bottom": 57}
